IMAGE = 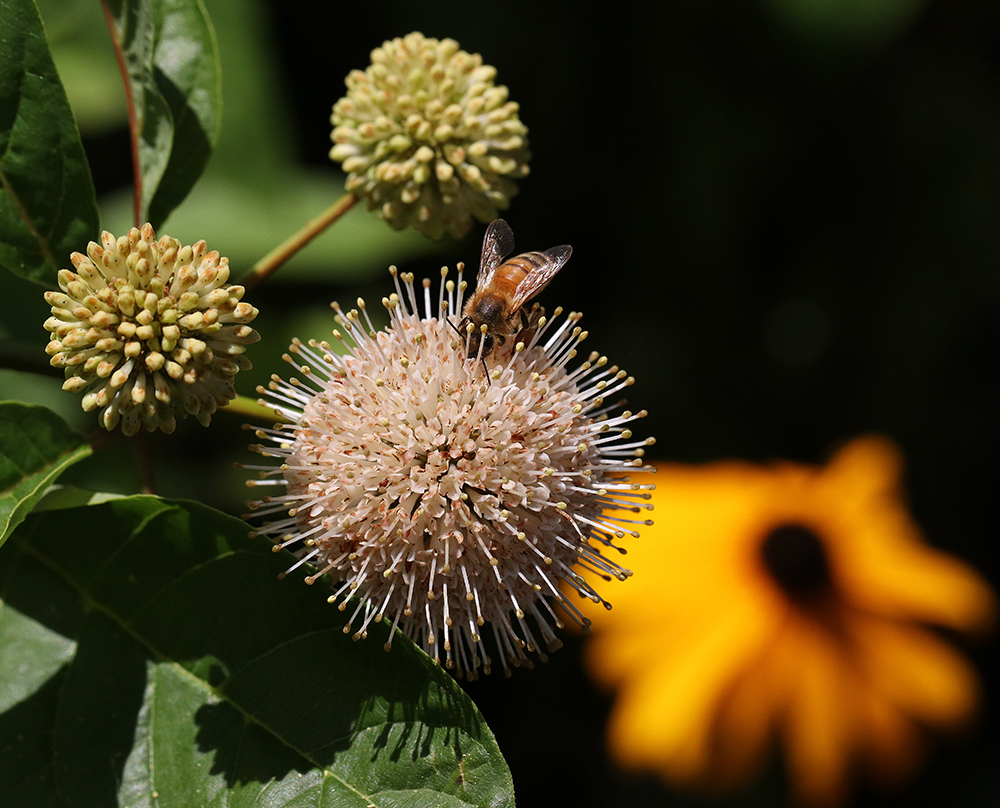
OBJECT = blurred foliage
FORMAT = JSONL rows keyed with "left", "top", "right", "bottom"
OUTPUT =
{"left": 765, "top": 0, "right": 931, "bottom": 44}
{"left": 37, "top": 0, "right": 126, "bottom": 133}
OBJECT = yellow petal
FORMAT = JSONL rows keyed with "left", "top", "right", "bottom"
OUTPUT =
{"left": 819, "top": 435, "right": 997, "bottom": 634}
{"left": 840, "top": 535, "right": 997, "bottom": 635}
{"left": 823, "top": 434, "right": 904, "bottom": 503}
{"left": 580, "top": 439, "right": 995, "bottom": 804}
{"left": 855, "top": 684, "right": 923, "bottom": 788}
{"left": 852, "top": 613, "right": 982, "bottom": 729}
{"left": 604, "top": 590, "right": 777, "bottom": 786}
{"left": 710, "top": 639, "right": 781, "bottom": 790}
{"left": 777, "top": 619, "right": 855, "bottom": 808}
{"left": 585, "top": 627, "right": 652, "bottom": 689}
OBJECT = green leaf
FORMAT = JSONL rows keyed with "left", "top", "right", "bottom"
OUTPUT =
{"left": 104, "top": 0, "right": 221, "bottom": 229}
{"left": 32, "top": 484, "right": 124, "bottom": 512}
{"left": 0, "top": 402, "right": 92, "bottom": 548}
{"left": 0, "top": 0, "right": 100, "bottom": 285}
{"left": 0, "top": 496, "right": 515, "bottom": 807}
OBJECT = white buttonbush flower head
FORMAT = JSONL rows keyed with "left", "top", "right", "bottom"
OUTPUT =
{"left": 244, "top": 267, "right": 655, "bottom": 679}
{"left": 43, "top": 224, "right": 260, "bottom": 436}
{"left": 330, "top": 32, "right": 530, "bottom": 240}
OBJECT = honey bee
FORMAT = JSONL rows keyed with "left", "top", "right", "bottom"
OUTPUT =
{"left": 458, "top": 219, "right": 572, "bottom": 360}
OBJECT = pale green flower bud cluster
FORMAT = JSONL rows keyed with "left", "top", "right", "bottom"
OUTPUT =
{"left": 43, "top": 224, "right": 259, "bottom": 436}
{"left": 330, "top": 32, "right": 530, "bottom": 239}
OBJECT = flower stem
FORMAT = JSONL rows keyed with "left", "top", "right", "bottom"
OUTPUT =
{"left": 101, "top": 0, "right": 143, "bottom": 229}
{"left": 243, "top": 192, "right": 358, "bottom": 291}
{"left": 132, "top": 431, "right": 156, "bottom": 494}
{"left": 221, "top": 395, "right": 288, "bottom": 423}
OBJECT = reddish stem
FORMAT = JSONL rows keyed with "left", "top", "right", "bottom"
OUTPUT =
{"left": 132, "top": 430, "right": 157, "bottom": 495}
{"left": 101, "top": 0, "right": 142, "bottom": 228}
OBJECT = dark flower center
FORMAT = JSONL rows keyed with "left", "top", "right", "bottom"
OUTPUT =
{"left": 759, "top": 522, "right": 833, "bottom": 601}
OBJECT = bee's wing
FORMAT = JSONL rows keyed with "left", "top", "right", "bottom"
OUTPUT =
{"left": 510, "top": 245, "right": 573, "bottom": 310}
{"left": 477, "top": 219, "right": 516, "bottom": 288}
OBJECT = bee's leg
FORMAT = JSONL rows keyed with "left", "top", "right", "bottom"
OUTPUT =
{"left": 525, "top": 302, "right": 545, "bottom": 329}
{"left": 515, "top": 302, "right": 545, "bottom": 346}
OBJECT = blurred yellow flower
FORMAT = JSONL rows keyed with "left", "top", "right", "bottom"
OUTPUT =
{"left": 582, "top": 436, "right": 996, "bottom": 807}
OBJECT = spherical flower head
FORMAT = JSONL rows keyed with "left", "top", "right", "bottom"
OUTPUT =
{"left": 582, "top": 439, "right": 997, "bottom": 807}
{"left": 330, "top": 32, "right": 531, "bottom": 240}
{"left": 244, "top": 267, "right": 654, "bottom": 679}
{"left": 43, "top": 223, "right": 260, "bottom": 436}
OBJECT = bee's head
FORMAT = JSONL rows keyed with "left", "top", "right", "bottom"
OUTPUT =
{"left": 455, "top": 315, "right": 492, "bottom": 359}
{"left": 466, "top": 328, "right": 496, "bottom": 360}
